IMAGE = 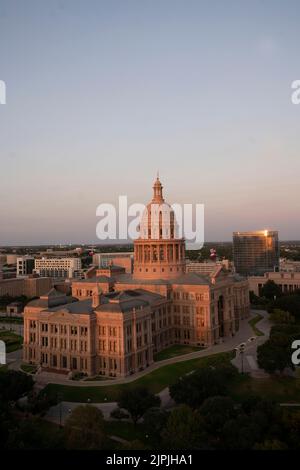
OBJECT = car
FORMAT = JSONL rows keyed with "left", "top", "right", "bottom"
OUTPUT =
{"left": 248, "top": 336, "right": 256, "bottom": 342}
{"left": 238, "top": 342, "right": 246, "bottom": 349}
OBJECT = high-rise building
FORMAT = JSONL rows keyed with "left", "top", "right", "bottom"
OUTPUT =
{"left": 233, "top": 230, "right": 279, "bottom": 276}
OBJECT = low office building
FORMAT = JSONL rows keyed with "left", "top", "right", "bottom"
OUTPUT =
{"left": 34, "top": 257, "right": 82, "bottom": 279}
{"left": 6, "top": 301, "right": 23, "bottom": 316}
{"left": 186, "top": 260, "right": 231, "bottom": 275}
{"left": 249, "top": 271, "right": 300, "bottom": 296}
{"left": 0, "top": 276, "right": 53, "bottom": 298}
{"left": 6, "top": 254, "right": 18, "bottom": 265}
{"left": 279, "top": 259, "right": 300, "bottom": 272}
{"left": 0, "top": 254, "right": 7, "bottom": 268}
{"left": 93, "top": 252, "right": 133, "bottom": 273}
{"left": 17, "top": 256, "right": 35, "bottom": 277}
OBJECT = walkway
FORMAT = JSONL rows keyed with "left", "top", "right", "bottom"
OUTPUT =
{"left": 45, "top": 386, "right": 174, "bottom": 425}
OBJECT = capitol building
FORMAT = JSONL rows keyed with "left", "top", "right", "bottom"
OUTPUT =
{"left": 23, "top": 177, "right": 249, "bottom": 377}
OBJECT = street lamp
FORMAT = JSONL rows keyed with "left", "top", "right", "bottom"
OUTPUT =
{"left": 57, "top": 392, "right": 63, "bottom": 428}
{"left": 235, "top": 344, "right": 245, "bottom": 374}
{"left": 240, "top": 347, "right": 244, "bottom": 374}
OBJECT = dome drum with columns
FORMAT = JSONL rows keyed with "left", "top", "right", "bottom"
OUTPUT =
{"left": 133, "top": 176, "right": 186, "bottom": 280}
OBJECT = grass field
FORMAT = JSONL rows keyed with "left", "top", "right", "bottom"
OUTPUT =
{"left": 154, "top": 344, "right": 203, "bottom": 361}
{"left": 0, "top": 316, "right": 23, "bottom": 323}
{"left": 84, "top": 375, "right": 114, "bottom": 381}
{"left": 20, "top": 363, "right": 38, "bottom": 374}
{"left": 42, "top": 351, "right": 234, "bottom": 403}
{"left": 0, "top": 330, "right": 23, "bottom": 352}
{"left": 248, "top": 313, "right": 265, "bottom": 336}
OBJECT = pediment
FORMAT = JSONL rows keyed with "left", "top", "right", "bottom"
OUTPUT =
{"left": 48, "top": 310, "right": 79, "bottom": 322}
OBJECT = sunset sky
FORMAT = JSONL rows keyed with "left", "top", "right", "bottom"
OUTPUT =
{"left": 1, "top": 0, "right": 300, "bottom": 244}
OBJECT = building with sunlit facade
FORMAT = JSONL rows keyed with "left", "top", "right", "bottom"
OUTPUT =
{"left": 233, "top": 230, "right": 279, "bottom": 276}
{"left": 23, "top": 178, "right": 250, "bottom": 378}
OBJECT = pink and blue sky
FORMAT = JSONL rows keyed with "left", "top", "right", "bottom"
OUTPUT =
{"left": 0, "top": 0, "right": 300, "bottom": 244}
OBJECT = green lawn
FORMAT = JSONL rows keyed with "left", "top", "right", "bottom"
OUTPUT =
{"left": 84, "top": 375, "right": 114, "bottom": 381}
{"left": 154, "top": 344, "right": 203, "bottom": 362}
{"left": 20, "top": 363, "right": 37, "bottom": 374}
{"left": 248, "top": 313, "right": 265, "bottom": 336}
{"left": 0, "top": 330, "right": 23, "bottom": 352}
{"left": 0, "top": 316, "right": 23, "bottom": 323}
{"left": 42, "top": 351, "right": 234, "bottom": 403}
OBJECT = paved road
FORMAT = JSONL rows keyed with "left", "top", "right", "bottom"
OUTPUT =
{"left": 6, "top": 348, "right": 23, "bottom": 371}
{"left": 36, "top": 310, "right": 264, "bottom": 388}
{"left": 45, "top": 386, "right": 173, "bottom": 425}
{"left": 231, "top": 309, "right": 271, "bottom": 377}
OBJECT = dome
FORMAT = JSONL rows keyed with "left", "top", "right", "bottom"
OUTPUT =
{"left": 139, "top": 176, "right": 179, "bottom": 240}
{"left": 133, "top": 176, "right": 186, "bottom": 280}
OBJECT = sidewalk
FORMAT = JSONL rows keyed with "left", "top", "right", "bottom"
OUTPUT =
{"left": 45, "top": 386, "right": 173, "bottom": 425}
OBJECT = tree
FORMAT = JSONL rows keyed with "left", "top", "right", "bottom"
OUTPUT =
{"left": 143, "top": 407, "right": 169, "bottom": 445}
{"left": 270, "top": 309, "right": 294, "bottom": 325}
{"left": 6, "top": 417, "right": 64, "bottom": 449}
{"left": 222, "top": 413, "right": 262, "bottom": 450}
{"left": 272, "top": 295, "right": 300, "bottom": 322}
{"left": 199, "top": 396, "right": 236, "bottom": 435}
{"left": 261, "top": 280, "right": 281, "bottom": 300}
{"left": 118, "top": 387, "right": 160, "bottom": 426}
{"left": 161, "top": 405, "right": 206, "bottom": 449}
{"left": 64, "top": 405, "right": 106, "bottom": 449}
{"left": 110, "top": 406, "right": 129, "bottom": 420}
{"left": 254, "top": 439, "right": 288, "bottom": 450}
{"left": 257, "top": 340, "right": 291, "bottom": 374}
{"left": 27, "top": 389, "right": 58, "bottom": 416}
{"left": 0, "top": 370, "right": 34, "bottom": 402}
{"left": 169, "top": 367, "right": 228, "bottom": 408}
{"left": 249, "top": 291, "right": 267, "bottom": 306}
{"left": 122, "top": 439, "right": 148, "bottom": 450}
{"left": 0, "top": 401, "right": 15, "bottom": 449}
{"left": 283, "top": 410, "right": 300, "bottom": 449}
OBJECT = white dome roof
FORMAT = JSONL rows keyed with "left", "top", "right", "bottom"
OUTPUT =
{"left": 139, "top": 177, "right": 179, "bottom": 240}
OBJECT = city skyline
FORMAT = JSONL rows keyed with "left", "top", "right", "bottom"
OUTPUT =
{"left": 1, "top": 0, "right": 300, "bottom": 244}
